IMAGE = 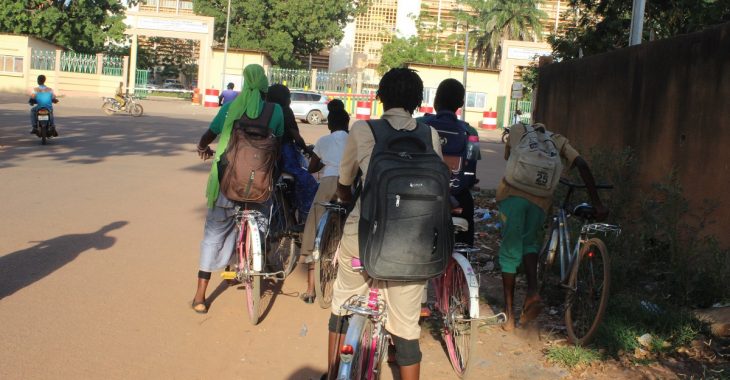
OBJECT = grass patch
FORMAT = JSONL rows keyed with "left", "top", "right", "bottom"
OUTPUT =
{"left": 546, "top": 345, "right": 601, "bottom": 368}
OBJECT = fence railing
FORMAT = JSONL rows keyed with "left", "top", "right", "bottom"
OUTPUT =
{"left": 509, "top": 99, "right": 533, "bottom": 124}
{"left": 102, "top": 56, "right": 123, "bottom": 76}
{"left": 60, "top": 51, "right": 97, "bottom": 74}
{"left": 31, "top": 49, "right": 56, "bottom": 70}
{"left": 316, "top": 71, "right": 356, "bottom": 93}
{"left": 269, "top": 68, "right": 311, "bottom": 90}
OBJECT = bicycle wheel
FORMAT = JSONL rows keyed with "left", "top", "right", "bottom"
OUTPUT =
{"left": 440, "top": 259, "right": 478, "bottom": 377}
{"left": 337, "top": 314, "right": 385, "bottom": 380}
{"left": 565, "top": 238, "right": 610, "bottom": 345}
{"left": 315, "top": 211, "right": 342, "bottom": 309}
{"left": 240, "top": 223, "right": 262, "bottom": 325}
{"left": 271, "top": 235, "right": 297, "bottom": 277}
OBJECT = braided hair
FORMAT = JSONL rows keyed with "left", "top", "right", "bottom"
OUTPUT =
{"left": 376, "top": 68, "right": 423, "bottom": 114}
{"left": 327, "top": 99, "right": 349, "bottom": 132}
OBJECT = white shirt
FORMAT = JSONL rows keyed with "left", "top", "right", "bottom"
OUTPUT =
{"left": 313, "top": 130, "right": 348, "bottom": 178}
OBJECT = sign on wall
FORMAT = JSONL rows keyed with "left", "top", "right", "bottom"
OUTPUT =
{"left": 507, "top": 47, "right": 551, "bottom": 61}
{"left": 136, "top": 17, "right": 208, "bottom": 34}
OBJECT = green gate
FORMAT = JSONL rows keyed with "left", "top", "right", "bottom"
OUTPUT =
{"left": 509, "top": 99, "right": 532, "bottom": 125}
{"left": 135, "top": 69, "right": 150, "bottom": 98}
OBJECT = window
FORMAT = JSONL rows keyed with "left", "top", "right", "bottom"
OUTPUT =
{"left": 291, "top": 92, "right": 307, "bottom": 102}
{"left": 465, "top": 92, "right": 486, "bottom": 109}
{"left": 309, "top": 94, "right": 321, "bottom": 101}
{"left": 1, "top": 56, "right": 23, "bottom": 73}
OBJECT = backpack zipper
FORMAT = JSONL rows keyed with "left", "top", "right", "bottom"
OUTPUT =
{"left": 392, "top": 193, "right": 442, "bottom": 208}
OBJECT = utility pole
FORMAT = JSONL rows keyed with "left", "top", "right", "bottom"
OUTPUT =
{"left": 461, "top": 26, "right": 469, "bottom": 121}
{"left": 221, "top": 0, "right": 231, "bottom": 88}
{"left": 629, "top": 0, "right": 646, "bottom": 46}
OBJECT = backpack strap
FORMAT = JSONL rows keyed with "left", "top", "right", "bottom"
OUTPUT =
{"left": 366, "top": 119, "right": 434, "bottom": 153}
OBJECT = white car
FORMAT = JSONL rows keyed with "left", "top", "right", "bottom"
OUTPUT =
{"left": 290, "top": 90, "right": 329, "bottom": 124}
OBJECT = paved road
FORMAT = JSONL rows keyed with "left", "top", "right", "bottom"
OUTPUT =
{"left": 0, "top": 94, "right": 537, "bottom": 380}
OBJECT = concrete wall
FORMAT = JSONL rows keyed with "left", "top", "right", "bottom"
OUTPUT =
{"left": 0, "top": 35, "right": 30, "bottom": 93}
{"left": 533, "top": 22, "right": 730, "bottom": 245}
{"left": 408, "top": 63, "right": 501, "bottom": 126}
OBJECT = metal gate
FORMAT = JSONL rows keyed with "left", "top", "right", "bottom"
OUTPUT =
{"left": 135, "top": 69, "right": 150, "bottom": 98}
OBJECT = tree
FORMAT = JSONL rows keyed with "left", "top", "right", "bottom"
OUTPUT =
{"left": 457, "top": 0, "right": 546, "bottom": 69}
{"left": 378, "top": 36, "right": 465, "bottom": 75}
{"left": 0, "top": 0, "right": 128, "bottom": 53}
{"left": 137, "top": 37, "right": 200, "bottom": 86}
{"left": 193, "top": 0, "right": 361, "bottom": 67}
{"left": 550, "top": 0, "right": 730, "bottom": 60}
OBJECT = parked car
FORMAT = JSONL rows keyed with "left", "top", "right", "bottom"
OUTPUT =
{"left": 145, "top": 83, "right": 160, "bottom": 90}
{"left": 290, "top": 90, "right": 329, "bottom": 124}
{"left": 162, "top": 79, "right": 184, "bottom": 89}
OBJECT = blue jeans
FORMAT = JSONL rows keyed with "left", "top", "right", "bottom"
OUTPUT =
{"left": 280, "top": 142, "right": 318, "bottom": 221}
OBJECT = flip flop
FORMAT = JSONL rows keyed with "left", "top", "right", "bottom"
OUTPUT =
{"left": 300, "top": 293, "right": 315, "bottom": 304}
{"left": 191, "top": 301, "right": 208, "bottom": 314}
{"left": 520, "top": 298, "right": 545, "bottom": 324}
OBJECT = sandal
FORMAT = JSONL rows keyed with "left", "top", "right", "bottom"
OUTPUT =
{"left": 520, "top": 298, "right": 545, "bottom": 325}
{"left": 300, "top": 293, "right": 316, "bottom": 304}
{"left": 191, "top": 301, "right": 208, "bottom": 314}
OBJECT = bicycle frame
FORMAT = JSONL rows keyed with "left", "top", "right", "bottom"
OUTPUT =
{"left": 228, "top": 206, "right": 286, "bottom": 280}
{"left": 336, "top": 286, "right": 388, "bottom": 380}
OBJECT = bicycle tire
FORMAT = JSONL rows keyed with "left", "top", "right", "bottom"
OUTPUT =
{"left": 336, "top": 314, "right": 385, "bottom": 380}
{"left": 315, "top": 211, "right": 342, "bottom": 309}
{"left": 564, "top": 238, "right": 610, "bottom": 345}
{"left": 272, "top": 235, "right": 298, "bottom": 277}
{"left": 241, "top": 222, "right": 262, "bottom": 325}
{"left": 440, "top": 258, "right": 478, "bottom": 378}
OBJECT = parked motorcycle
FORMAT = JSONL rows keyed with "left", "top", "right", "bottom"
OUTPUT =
{"left": 101, "top": 95, "right": 143, "bottom": 117}
{"left": 29, "top": 98, "right": 58, "bottom": 145}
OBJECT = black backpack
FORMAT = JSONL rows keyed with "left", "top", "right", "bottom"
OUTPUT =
{"left": 358, "top": 119, "right": 453, "bottom": 281}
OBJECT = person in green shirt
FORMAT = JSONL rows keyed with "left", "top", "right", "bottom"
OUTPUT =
{"left": 192, "top": 64, "right": 284, "bottom": 314}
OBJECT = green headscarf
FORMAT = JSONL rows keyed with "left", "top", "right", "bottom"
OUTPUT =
{"left": 205, "top": 64, "right": 270, "bottom": 208}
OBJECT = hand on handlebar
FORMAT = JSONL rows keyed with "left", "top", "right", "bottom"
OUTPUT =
{"left": 333, "top": 183, "right": 353, "bottom": 205}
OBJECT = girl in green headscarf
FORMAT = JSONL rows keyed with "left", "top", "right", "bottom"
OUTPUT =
{"left": 192, "top": 64, "right": 284, "bottom": 314}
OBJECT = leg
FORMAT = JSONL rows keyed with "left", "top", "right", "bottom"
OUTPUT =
{"left": 520, "top": 204, "right": 546, "bottom": 323}
{"left": 453, "top": 190, "right": 475, "bottom": 246}
{"left": 497, "top": 196, "right": 529, "bottom": 330}
{"left": 391, "top": 334, "right": 422, "bottom": 380}
{"left": 383, "top": 280, "right": 426, "bottom": 378}
{"left": 193, "top": 270, "right": 211, "bottom": 313}
{"left": 195, "top": 203, "right": 237, "bottom": 312}
{"left": 327, "top": 313, "right": 349, "bottom": 376}
{"left": 30, "top": 106, "right": 38, "bottom": 133}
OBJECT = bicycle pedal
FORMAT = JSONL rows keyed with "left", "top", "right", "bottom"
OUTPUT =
{"left": 221, "top": 271, "right": 236, "bottom": 280}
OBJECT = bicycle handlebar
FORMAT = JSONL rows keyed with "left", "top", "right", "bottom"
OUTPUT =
{"left": 559, "top": 178, "right": 613, "bottom": 190}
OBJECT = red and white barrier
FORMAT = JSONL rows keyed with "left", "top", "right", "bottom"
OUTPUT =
{"left": 204, "top": 89, "right": 219, "bottom": 108}
{"left": 356, "top": 101, "right": 372, "bottom": 120}
{"left": 481, "top": 111, "right": 497, "bottom": 130}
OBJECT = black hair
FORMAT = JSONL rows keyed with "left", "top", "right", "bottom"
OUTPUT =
{"left": 266, "top": 84, "right": 291, "bottom": 107}
{"left": 227, "top": 82, "right": 234, "bottom": 90}
{"left": 37, "top": 75, "right": 46, "bottom": 85}
{"left": 327, "top": 99, "right": 349, "bottom": 132}
{"left": 376, "top": 68, "right": 423, "bottom": 114}
{"left": 433, "top": 78, "right": 465, "bottom": 112}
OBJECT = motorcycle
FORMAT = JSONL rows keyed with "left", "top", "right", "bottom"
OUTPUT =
{"left": 29, "top": 98, "right": 58, "bottom": 145}
{"left": 101, "top": 94, "right": 143, "bottom": 117}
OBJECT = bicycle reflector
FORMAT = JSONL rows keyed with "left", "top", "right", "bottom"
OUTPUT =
{"left": 341, "top": 345, "right": 354, "bottom": 355}
{"left": 588, "top": 251, "right": 595, "bottom": 258}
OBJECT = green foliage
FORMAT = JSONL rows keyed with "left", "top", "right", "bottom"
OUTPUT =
{"left": 193, "top": 0, "right": 361, "bottom": 67}
{"left": 545, "top": 345, "right": 601, "bottom": 368}
{"left": 378, "top": 36, "right": 464, "bottom": 75}
{"left": 456, "top": 0, "right": 546, "bottom": 68}
{"left": 137, "top": 37, "right": 199, "bottom": 84}
{"left": 550, "top": 0, "right": 730, "bottom": 60}
{"left": 0, "top": 0, "right": 128, "bottom": 53}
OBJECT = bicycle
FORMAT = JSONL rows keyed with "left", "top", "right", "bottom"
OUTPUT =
{"left": 312, "top": 201, "right": 348, "bottom": 309}
{"left": 268, "top": 173, "right": 300, "bottom": 277}
{"left": 538, "top": 178, "right": 620, "bottom": 345}
{"left": 430, "top": 220, "right": 506, "bottom": 378}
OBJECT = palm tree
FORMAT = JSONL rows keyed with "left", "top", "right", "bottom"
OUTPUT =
{"left": 458, "top": 0, "right": 547, "bottom": 69}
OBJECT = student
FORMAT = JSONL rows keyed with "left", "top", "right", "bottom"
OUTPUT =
{"left": 299, "top": 99, "right": 349, "bottom": 303}
{"left": 325, "top": 68, "right": 443, "bottom": 380}
{"left": 498, "top": 122, "right": 607, "bottom": 330}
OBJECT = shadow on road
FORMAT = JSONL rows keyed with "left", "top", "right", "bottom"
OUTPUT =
{"left": 0, "top": 107, "right": 208, "bottom": 169}
{"left": 285, "top": 366, "right": 327, "bottom": 380}
{"left": 0, "top": 221, "right": 128, "bottom": 299}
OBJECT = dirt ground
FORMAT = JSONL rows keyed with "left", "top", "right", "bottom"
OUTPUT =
{"left": 0, "top": 93, "right": 632, "bottom": 379}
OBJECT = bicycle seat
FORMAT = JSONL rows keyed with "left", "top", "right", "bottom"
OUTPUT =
{"left": 452, "top": 217, "right": 468, "bottom": 232}
{"left": 572, "top": 203, "right": 596, "bottom": 219}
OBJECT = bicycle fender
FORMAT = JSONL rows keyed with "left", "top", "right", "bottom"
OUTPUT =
{"left": 312, "top": 210, "right": 332, "bottom": 262}
{"left": 451, "top": 253, "right": 480, "bottom": 319}
{"left": 247, "top": 215, "right": 263, "bottom": 271}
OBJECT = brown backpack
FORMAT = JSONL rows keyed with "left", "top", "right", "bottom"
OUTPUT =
{"left": 220, "top": 103, "right": 279, "bottom": 203}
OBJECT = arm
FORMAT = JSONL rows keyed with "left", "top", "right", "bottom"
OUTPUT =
{"left": 335, "top": 126, "right": 361, "bottom": 203}
{"left": 573, "top": 156, "right": 608, "bottom": 220}
{"left": 196, "top": 129, "right": 217, "bottom": 160}
{"left": 307, "top": 154, "right": 324, "bottom": 173}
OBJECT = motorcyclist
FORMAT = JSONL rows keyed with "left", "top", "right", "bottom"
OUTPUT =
{"left": 30, "top": 74, "right": 58, "bottom": 135}
{"left": 115, "top": 82, "right": 127, "bottom": 109}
